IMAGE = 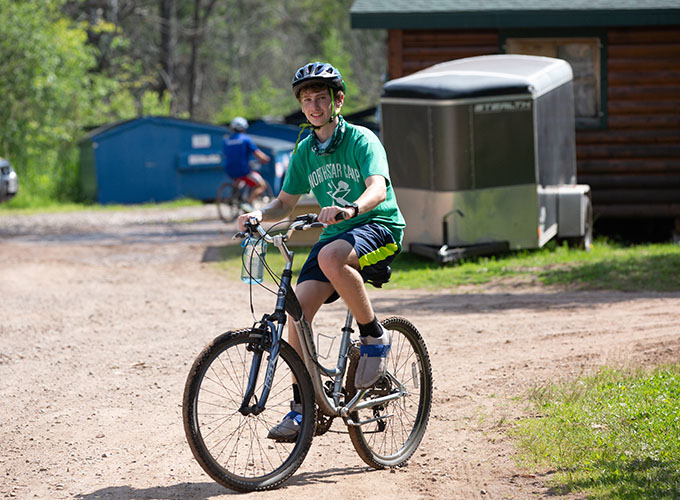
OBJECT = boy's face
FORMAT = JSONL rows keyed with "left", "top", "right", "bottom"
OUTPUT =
{"left": 299, "top": 87, "right": 343, "bottom": 128}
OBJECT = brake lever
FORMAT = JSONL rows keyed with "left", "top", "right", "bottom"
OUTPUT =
{"left": 293, "top": 213, "right": 319, "bottom": 224}
{"left": 296, "top": 211, "right": 346, "bottom": 230}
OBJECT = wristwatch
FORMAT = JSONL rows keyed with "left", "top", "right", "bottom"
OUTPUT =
{"left": 344, "top": 202, "right": 359, "bottom": 218}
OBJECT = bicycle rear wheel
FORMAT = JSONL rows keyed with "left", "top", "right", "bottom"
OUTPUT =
{"left": 216, "top": 181, "right": 241, "bottom": 222}
{"left": 246, "top": 180, "right": 275, "bottom": 209}
{"left": 345, "top": 316, "right": 432, "bottom": 469}
{"left": 183, "top": 329, "right": 316, "bottom": 492}
{"left": 260, "top": 181, "right": 274, "bottom": 204}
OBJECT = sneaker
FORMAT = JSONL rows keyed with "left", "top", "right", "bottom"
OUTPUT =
{"left": 267, "top": 402, "right": 302, "bottom": 442}
{"left": 354, "top": 326, "right": 391, "bottom": 389}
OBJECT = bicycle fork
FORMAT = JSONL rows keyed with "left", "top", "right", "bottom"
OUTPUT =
{"left": 237, "top": 265, "right": 295, "bottom": 416}
{"left": 238, "top": 317, "right": 283, "bottom": 417}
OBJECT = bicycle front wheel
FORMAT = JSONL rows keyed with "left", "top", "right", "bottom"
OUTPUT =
{"left": 215, "top": 181, "right": 241, "bottom": 222}
{"left": 183, "top": 329, "right": 316, "bottom": 492}
{"left": 345, "top": 316, "right": 433, "bottom": 469}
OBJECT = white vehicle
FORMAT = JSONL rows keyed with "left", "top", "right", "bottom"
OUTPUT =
{"left": 0, "top": 157, "right": 18, "bottom": 203}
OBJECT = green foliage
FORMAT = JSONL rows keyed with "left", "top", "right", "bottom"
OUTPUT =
{"left": 0, "top": 1, "right": 179, "bottom": 208}
{"left": 216, "top": 77, "right": 290, "bottom": 123}
{"left": 212, "top": 0, "right": 384, "bottom": 122}
{"left": 0, "top": 0, "right": 100, "bottom": 205}
{"left": 514, "top": 365, "right": 680, "bottom": 498}
{"left": 1, "top": 0, "right": 386, "bottom": 207}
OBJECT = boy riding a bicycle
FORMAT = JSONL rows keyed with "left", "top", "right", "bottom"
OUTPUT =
{"left": 238, "top": 62, "right": 405, "bottom": 441}
{"left": 223, "top": 116, "right": 271, "bottom": 208}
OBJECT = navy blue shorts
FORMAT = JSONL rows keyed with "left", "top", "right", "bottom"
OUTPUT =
{"left": 298, "top": 222, "right": 400, "bottom": 303}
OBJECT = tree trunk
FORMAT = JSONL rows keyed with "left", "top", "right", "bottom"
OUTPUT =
{"left": 159, "top": 0, "right": 177, "bottom": 114}
{"left": 188, "top": 0, "right": 218, "bottom": 119}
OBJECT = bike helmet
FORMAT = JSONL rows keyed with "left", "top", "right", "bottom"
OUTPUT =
{"left": 292, "top": 62, "right": 345, "bottom": 98}
{"left": 230, "top": 116, "right": 249, "bottom": 131}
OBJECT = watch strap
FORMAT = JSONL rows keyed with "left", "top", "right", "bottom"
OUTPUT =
{"left": 344, "top": 203, "right": 359, "bottom": 218}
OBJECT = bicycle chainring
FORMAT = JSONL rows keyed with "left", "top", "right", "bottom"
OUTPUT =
{"left": 315, "top": 410, "right": 334, "bottom": 436}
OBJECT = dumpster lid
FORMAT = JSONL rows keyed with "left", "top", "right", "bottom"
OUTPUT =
{"left": 249, "top": 134, "right": 296, "bottom": 153}
{"left": 382, "top": 55, "right": 573, "bottom": 100}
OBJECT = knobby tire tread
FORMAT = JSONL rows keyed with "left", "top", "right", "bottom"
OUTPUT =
{"left": 216, "top": 182, "right": 240, "bottom": 222}
{"left": 182, "top": 329, "right": 315, "bottom": 492}
{"left": 346, "top": 316, "right": 433, "bottom": 469}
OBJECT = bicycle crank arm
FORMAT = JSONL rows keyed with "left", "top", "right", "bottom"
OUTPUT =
{"left": 344, "top": 412, "right": 394, "bottom": 427}
{"left": 340, "top": 387, "right": 407, "bottom": 418}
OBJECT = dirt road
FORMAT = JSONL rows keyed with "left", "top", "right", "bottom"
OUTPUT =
{"left": 1, "top": 205, "right": 679, "bottom": 499}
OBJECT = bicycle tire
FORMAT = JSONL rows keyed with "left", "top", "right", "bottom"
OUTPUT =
{"left": 247, "top": 181, "right": 275, "bottom": 209}
{"left": 215, "top": 181, "right": 242, "bottom": 222}
{"left": 345, "top": 316, "right": 433, "bottom": 469}
{"left": 183, "top": 328, "right": 316, "bottom": 492}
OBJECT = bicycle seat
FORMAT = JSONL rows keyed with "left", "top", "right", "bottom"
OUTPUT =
{"left": 325, "top": 265, "right": 392, "bottom": 304}
{"left": 363, "top": 265, "right": 392, "bottom": 288}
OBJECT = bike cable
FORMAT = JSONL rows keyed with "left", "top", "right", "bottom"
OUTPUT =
{"left": 242, "top": 220, "right": 289, "bottom": 321}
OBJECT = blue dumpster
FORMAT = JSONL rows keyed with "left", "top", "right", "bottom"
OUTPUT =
{"left": 79, "top": 116, "right": 230, "bottom": 204}
{"left": 79, "top": 116, "right": 298, "bottom": 204}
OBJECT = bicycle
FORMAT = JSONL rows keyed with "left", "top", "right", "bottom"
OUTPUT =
{"left": 215, "top": 168, "right": 274, "bottom": 223}
{"left": 182, "top": 213, "right": 433, "bottom": 492}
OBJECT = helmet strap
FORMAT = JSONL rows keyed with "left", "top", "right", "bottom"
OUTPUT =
{"left": 329, "top": 88, "right": 336, "bottom": 123}
{"left": 293, "top": 122, "right": 314, "bottom": 154}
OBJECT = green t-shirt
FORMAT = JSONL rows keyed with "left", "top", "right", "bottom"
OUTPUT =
{"left": 282, "top": 121, "right": 405, "bottom": 245}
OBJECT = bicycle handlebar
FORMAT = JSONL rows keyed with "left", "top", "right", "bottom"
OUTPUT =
{"left": 234, "top": 211, "right": 346, "bottom": 244}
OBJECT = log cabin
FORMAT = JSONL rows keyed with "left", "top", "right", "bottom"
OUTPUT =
{"left": 351, "top": 1, "right": 680, "bottom": 238}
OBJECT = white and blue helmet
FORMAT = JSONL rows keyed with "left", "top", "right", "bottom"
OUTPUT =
{"left": 230, "top": 116, "right": 249, "bottom": 132}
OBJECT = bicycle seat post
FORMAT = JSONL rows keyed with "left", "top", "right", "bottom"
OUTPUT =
{"left": 330, "top": 309, "right": 355, "bottom": 402}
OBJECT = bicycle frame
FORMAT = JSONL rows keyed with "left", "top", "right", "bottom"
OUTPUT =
{"left": 239, "top": 219, "right": 408, "bottom": 424}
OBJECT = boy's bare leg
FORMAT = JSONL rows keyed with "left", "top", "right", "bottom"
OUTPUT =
{"left": 287, "top": 279, "right": 335, "bottom": 357}
{"left": 317, "top": 239, "right": 374, "bottom": 324}
{"left": 318, "top": 238, "right": 390, "bottom": 389}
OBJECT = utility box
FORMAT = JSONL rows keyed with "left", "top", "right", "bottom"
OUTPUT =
{"left": 381, "top": 54, "right": 592, "bottom": 262}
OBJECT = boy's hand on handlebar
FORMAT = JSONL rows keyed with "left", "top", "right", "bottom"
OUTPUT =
{"left": 318, "top": 206, "right": 349, "bottom": 224}
{"left": 237, "top": 210, "right": 263, "bottom": 232}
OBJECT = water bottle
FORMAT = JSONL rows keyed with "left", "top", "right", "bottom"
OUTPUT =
{"left": 241, "top": 237, "right": 267, "bottom": 284}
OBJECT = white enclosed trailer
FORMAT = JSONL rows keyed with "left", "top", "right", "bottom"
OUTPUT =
{"left": 380, "top": 54, "right": 592, "bottom": 263}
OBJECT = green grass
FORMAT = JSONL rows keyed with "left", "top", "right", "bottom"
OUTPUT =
{"left": 392, "top": 240, "right": 680, "bottom": 292}
{"left": 0, "top": 198, "right": 202, "bottom": 215}
{"left": 514, "top": 365, "right": 680, "bottom": 499}
{"left": 216, "top": 239, "right": 680, "bottom": 292}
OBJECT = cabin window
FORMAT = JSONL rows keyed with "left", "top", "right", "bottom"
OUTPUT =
{"left": 504, "top": 36, "right": 605, "bottom": 128}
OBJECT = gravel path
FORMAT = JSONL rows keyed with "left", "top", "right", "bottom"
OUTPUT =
{"left": 1, "top": 205, "right": 679, "bottom": 500}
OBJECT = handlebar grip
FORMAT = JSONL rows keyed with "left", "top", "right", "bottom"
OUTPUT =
{"left": 294, "top": 213, "right": 319, "bottom": 224}
{"left": 290, "top": 210, "right": 346, "bottom": 232}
